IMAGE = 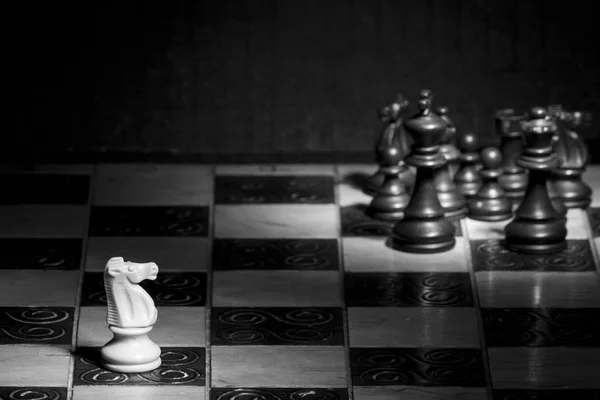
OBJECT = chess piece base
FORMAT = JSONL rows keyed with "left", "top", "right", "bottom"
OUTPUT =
{"left": 101, "top": 326, "right": 162, "bottom": 373}
{"left": 444, "top": 206, "right": 468, "bottom": 221}
{"left": 506, "top": 240, "right": 567, "bottom": 255}
{"left": 505, "top": 219, "right": 567, "bottom": 255}
{"left": 468, "top": 198, "right": 513, "bottom": 222}
{"left": 368, "top": 209, "right": 404, "bottom": 221}
{"left": 435, "top": 166, "right": 467, "bottom": 221}
{"left": 391, "top": 219, "right": 456, "bottom": 254}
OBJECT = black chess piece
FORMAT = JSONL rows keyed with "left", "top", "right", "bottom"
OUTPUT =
{"left": 437, "top": 106, "right": 460, "bottom": 179}
{"left": 367, "top": 115, "right": 411, "bottom": 221}
{"left": 467, "top": 146, "right": 513, "bottom": 221}
{"left": 454, "top": 132, "right": 483, "bottom": 198}
{"left": 548, "top": 104, "right": 593, "bottom": 209}
{"left": 547, "top": 177, "right": 568, "bottom": 218}
{"left": 495, "top": 109, "right": 528, "bottom": 205}
{"left": 365, "top": 95, "right": 413, "bottom": 196}
{"left": 504, "top": 107, "right": 567, "bottom": 254}
{"left": 414, "top": 94, "right": 467, "bottom": 220}
{"left": 390, "top": 92, "right": 456, "bottom": 254}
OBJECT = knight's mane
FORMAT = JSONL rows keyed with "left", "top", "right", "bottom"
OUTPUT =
{"left": 104, "top": 258, "right": 125, "bottom": 327}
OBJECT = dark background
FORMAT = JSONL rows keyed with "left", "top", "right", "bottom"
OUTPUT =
{"left": 10, "top": 0, "right": 600, "bottom": 163}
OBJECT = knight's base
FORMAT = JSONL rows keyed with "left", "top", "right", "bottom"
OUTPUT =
{"left": 102, "top": 358, "right": 162, "bottom": 374}
{"left": 100, "top": 325, "right": 162, "bottom": 373}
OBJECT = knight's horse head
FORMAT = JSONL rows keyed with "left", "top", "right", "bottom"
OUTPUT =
{"left": 105, "top": 257, "right": 158, "bottom": 284}
{"left": 104, "top": 257, "right": 159, "bottom": 328}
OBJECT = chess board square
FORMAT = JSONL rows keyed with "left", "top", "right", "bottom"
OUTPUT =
{"left": 0, "top": 346, "right": 71, "bottom": 386}
{"left": 211, "top": 307, "right": 344, "bottom": 346}
{"left": 214, "top": 204, "right": 339, "bottom": 238}
{"left": 212, "top": 239, "right": 339, "bottom": 271}
{"left": 338, "top": 182, "right": 373, "bottom": 208}
{"left": 343, "top": 237, "right": 469, "bottom": 273}
{"left": 471, "top": 239, "right": 595, "bottom": 272}
{"left": 340, "top": 205, "right": 463, "bottom": 237}
{"left": 77, "top": 306, "right": 206, "bottom": 347}
{"left": 353, "top": 387, "right": 487, "bottom": 399}
{"left": 86, "top": 237, "right": 210, "bottom": 272}
{"left": 337, "top": 164, "right": 378, "bottom": 194}
{"left": 0, "top": 387, "right": 68, "bottom": 400}
{"left": 589, "top": 208, "right": 600, "bottom": 237}
{"left": 73, "top": 386, "right": 206, "bottom": 400}
{"left": 348, "top": 307, "right": 480, "bottom": 348}
{"left": 488, "top": 347, "right": 600, "bottom": 388}
{"left": 466, "top": 208, "right": 588, "bottom": 240}
{"left": 89, "top": 206, "right": 209, "bottom": 237}
{"left": 93, "top": 164, "right": 213, "bottom": 206}
{"left": 210, "top": 388, "right": 348, "bottom": 400}
{"left": 0, "top": 238, "right": 82, "bottom": 270}
{"left": 476, "top": 271, "right": 600, "bottom": 308}
{"left": 0, "top": 173, "right": 89, "bottom": 205}
{"left": 350, "top": 348, "right": 486, "bottom": 387}
{"left": 340, "top": 205, "right": 393, "bottom": 237}
{"left": 215, "top": 175, "right": 335, "bottom": 204}
{"left": 337, "top": 164, "right": 379, "bottom": 176}
{"left": 212, "top": 271, "right": 341, "bottom": 307}
{"left": 482, "top": 308, "right": 600, "bottom": 347}
{"left": 216, "top": 164, "right": 336, "bottom": 176}
{"left": 0, "top": 307, "right": 74, "bottom": 345}
{"left": 492, "top": 389, "right": 600, "bottom": 400}
{"left": 211, "top": 346, "right": 346, "bottom": 387}
{"left": 73, "top": 347, "right": 206, "bottom": 386}
{"left": 0, "top": 271, "right": 79, "bottom": 306}
{"left": 0, "top": 205, "right": 88, "bottom": 238}
{"left": 345, "top": 272, "right": 473, "bottom": 307}
{"left": 337, "top": 175, "right": 374, "bottom": 207}
{"left": 81, "top": 272, "right": 207, "bottom": 307}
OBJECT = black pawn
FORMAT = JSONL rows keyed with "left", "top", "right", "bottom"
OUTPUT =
{"left": 547, "top": 179, "right": 568, "bottom": 218}
{"left": 367, "top": 135, "right": 411, "bottom": 221}
{"left": 436, "top": 106, "right": 460, "bottom": 178}
{"left": 454, "top": 132, "right": 483, "bottom": 198}
{"left": 418, "top": 94, "right": 466, "bottom": 220}
{"left": 468, "top": 147, "right": 512, "bottom": 221}
{"left": 434, "top": 162, "right": 468, "bottom": 220}
{"left": 504, "top": 107, "right": 567, "bottom": 254}
{"left": 391, "top": 92, "right": 456, "bottom": 254}
{"left": 495, "top": 109, "right": 528, "bottom": 205}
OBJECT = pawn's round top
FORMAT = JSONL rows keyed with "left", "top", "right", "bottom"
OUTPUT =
{"left": 458, "top": 132, "right": 478, "bottom": 152}
{"left": 436, "top": 106, "right": 449, "bottom": 116}
{"left": 480, "top": 146, "right": 502, "bottom": 169}
{"left": 420, "top": 89, "right": 432, "bottom": 100}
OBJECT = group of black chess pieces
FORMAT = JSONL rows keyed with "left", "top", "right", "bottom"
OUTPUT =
{"left": 363, "top": 89, "right": 593, "bottom": 255}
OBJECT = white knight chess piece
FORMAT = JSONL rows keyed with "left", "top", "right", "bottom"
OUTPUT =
{"left": 100, "top": 257, "right": 162, "bottom": 373}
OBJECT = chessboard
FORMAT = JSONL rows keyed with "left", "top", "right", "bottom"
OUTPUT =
{"left": 0, "top": 163, "right": 599, "bottom": 400}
